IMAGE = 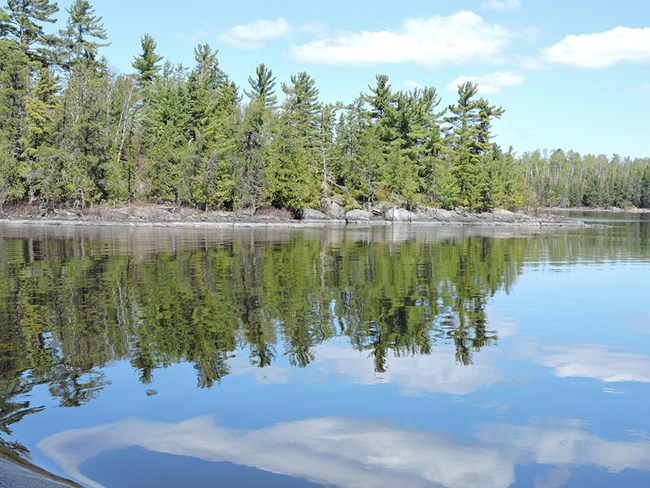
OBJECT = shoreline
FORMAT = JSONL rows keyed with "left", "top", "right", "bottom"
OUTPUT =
{"left": 0, "top": 204, "right": 591, "bottom": 229}
{"left": 550, "top": 206, "right": 650, "bottom": 213}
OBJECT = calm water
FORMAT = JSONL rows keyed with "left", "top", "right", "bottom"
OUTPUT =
{"left": 1, "top": 214, "right": 649, "bottom": 487}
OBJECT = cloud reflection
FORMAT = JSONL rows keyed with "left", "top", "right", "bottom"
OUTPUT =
{"left": 539, "top": 345, "right": 650, "bottom": 383}
{"left": 39, "top": 415, "right": 650, "bottom": 488}
{"left": 477, "top": 419, "right": 650, "bottom": 473}
{"left": 311, "top": 343, "right": 505, "bottom": 395}
{"left": 39, "top": 416, "right": 514, "bottom": 488}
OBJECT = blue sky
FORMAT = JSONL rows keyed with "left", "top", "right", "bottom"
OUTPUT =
{"left": 54, "top": 0, "right": 649, "bottom": 158}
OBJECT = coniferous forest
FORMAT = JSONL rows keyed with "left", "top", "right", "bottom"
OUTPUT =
{"left": 1, "top": 0, "right": 649, "bottom": 215}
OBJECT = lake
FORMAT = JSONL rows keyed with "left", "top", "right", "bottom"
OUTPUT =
{"left": 1, "top": 214, "right": 649, "bottom": 487}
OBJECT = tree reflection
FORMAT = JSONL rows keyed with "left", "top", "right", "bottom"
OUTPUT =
{"left": 0, "top": 229, "right": 526, "bottom": 455}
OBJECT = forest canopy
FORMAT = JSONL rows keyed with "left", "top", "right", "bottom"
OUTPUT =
{"left": 1, "top": 0, "right": 649, "bottom": 214}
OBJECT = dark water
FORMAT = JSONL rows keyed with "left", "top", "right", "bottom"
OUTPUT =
{"left": 0, "top": 216, "right": 649, "bottom": 488}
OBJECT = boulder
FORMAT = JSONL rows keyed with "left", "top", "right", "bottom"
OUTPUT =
{"left": 327, "top": 201, "right": 346, "bottom": 219}
{"left": 345, "top": 209, "right": 373, "bottom": 221}
{"left": 385, "top": 207, "right": 416, "bottom": 221}
{"left": 300, "top": 208, "right": 329, "bottom": 220}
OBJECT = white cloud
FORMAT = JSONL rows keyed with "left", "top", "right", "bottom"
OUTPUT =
{"left": 290, "top": 11, "right": 513, "bottom": 68}
{"left": 539, "top": 345, "right": 650, "bottom": 382}
{"left": 219, "top": 17, "right": 291, "bottom": 49}
{"left": 447, "top": 71, "right": 526, "bottom": 95}
{"left": 541, "top": 26, "right": 650, "bottom": 68}
{"left": 482, "top": 0, "right": 521, "bottom": 11}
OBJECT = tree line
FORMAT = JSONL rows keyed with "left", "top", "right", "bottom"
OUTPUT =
{"left": 1, "top": 0, "right": 649, "bottom": 214}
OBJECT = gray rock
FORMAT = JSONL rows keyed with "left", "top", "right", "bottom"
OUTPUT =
{"left": 385, "top": 207, "right": 416, "bottom": 221}
{"left": 0, "top": 457, "right": 77, "bottom": 487}
{"left": 327, "top": 201, "right": 346, "bottom": 219}
{"left": 345, "top": 209, "right": 372, "bottom": 221}
{"left": 300, "top": 208, "right": 329, "bottom": 220}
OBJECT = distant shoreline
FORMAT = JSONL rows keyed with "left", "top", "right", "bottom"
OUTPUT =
{"left": 550, "top": 207, "right": 650, "bottom": 213}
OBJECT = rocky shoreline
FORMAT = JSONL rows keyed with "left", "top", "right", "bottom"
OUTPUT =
{"left": 0, "top": 203, "right": 588, "bottom": 228}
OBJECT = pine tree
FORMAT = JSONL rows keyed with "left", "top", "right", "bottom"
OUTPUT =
{"left": 21, "top": 66, "right": 61, "bottom": 203}
{"left": 235, "top": 64, "right": 278, "bottom": 212}
{"left": 132, "top": 34, "right": 162, "bottom": 88}
{"left": 56, "top": 64, "right": 113, "bottom": 205}
{"left": 267, "top": 72, "right": 321, "bottom": 210}
{"left": 186, "top": 44, "right": 238, "bottom": 209}
{"left": 335, "top": 97, "right": 381, "bottom": 203}
{"left": 244, "top": 63, "right": 277, "bottom": 109}
{"left": 445, "top": 81, "right": 503, "bottom": 210}
{"left": 58, "top": 0, "right": 109, "bottom": 69}
{"left": 143, "top": 62, "right": 192, "bottom": 203}
{"left": 1, "top": 0, "right": 59, "bottom": 64}
{"left": 235, "top": 100, "right": 269, "bottom": 213}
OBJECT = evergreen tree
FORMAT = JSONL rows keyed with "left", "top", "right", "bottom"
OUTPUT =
{"left": 58, "top": 0, "right": 108, "bottom": 69}
{"left": 143, "top": 62, "right": 192, "bottom": 203}
{"left": 235, "top": 100, "right": 269, "bottom": 213}
{"left": 1, "top": 0, "right": 59, "bottom": 63}
{"left": 335, "top": 97, "right": 382, "bottom": 203}
{"left": 0, "top": 39, "right": 33, "bottom": 205}
{"left": 365, "top": 74, "right": 397, "bottom": 124}
{"left": 186, "top": 44, "right": 238, "bottom": 209}
{"left": 445, "top": 81, "right": 503, "bottom": 210}
{"left": 640, "top": 166, "right": 650, "bottom": 208}
{"left": 132, "top": 33, "right": 162, "bottom": 88}
{"left": 316, "top": 103, "right": 340, "bottom": 202}
{"left": 267, "top": 72, "right": 321, "bottom": 210}
{"left": 56, "top": 63, "right": 113, "bottom": 205}
{"left": 244, "top": 63, "right": 277, "bottom": 109}
{"left": 281, "top": 71, "right": 321, "bottom": 134}
{"left": 21, "top": 66, "right": 60, "bottom": 203}
{"left": 234, "top": 64, "right": 279, "bottom": 212}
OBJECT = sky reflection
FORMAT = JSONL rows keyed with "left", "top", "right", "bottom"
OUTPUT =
{"left": 538, "top": 345, "right": 650, "bottom": 383}
{"left": 39, "top": 415, "right": 650, "bottom": 488}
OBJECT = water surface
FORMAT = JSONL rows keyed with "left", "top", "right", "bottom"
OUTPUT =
{"left": 1, "top": 217, "right": 649, "bottom": 487}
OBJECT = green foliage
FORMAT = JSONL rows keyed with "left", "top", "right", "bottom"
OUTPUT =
{"left": 58, "top": 0, "right": 109, "bottom": 69}
{"left": 1, "top": 8, "right": 648, "bottom": 213}
{"left": 445, "top": 81, "right": 504, "bottom": 211}
{"left": 267, "top": 111, "right": 320, "bottom": 210}
{"left": 234, "top": 100, "right": 270, "bottom": 212}
{"left": 143, "top": 62, "right": 192, "bottom": 203}
{"left": 524, "top": 150, "right": 650, "bottom": 209}
{"left": 266, "top": 72, "right": 323, "bottom": 210}
{"left": 56, "top": 63, "right": 113, "bottom": 205}
{"left": 184, "top": 44, "right": 239, "bottom": 210}
{"left": 132, "top": 34, "right": 162, "bottom": 88}
{"left": 1, "top": 0, "right": 58, "bottom": 63}
{"left": 244, "top": 63, "right": 277, "bottom": 109}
